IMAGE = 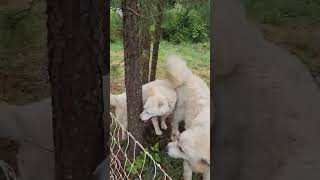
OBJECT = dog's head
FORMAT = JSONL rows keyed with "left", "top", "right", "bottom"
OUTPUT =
{"left": 139, "top": 94, "right": 171, "bottom": 121}
{"left": 166, "top": 128, "right": 210, "bottom": 173}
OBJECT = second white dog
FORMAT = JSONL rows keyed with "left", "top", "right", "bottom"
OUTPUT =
{"left": 165, "top": 55, "right": 211, "bottom": 180}
{"left": 110, "top": 79, "right": 177, "bottom": 138}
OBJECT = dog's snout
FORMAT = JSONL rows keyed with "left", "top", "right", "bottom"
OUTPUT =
{"left": 165, "top": 145, "right": 169, "bottom": 153}
{"left": 139, "top": 114, "right": 144, "bottom": 122}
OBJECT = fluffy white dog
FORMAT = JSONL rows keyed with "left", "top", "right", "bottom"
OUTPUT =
{"left": 165, "top": 55, "right": 211, "bottom": 180}
{"left": 0, "top": 75, "right": 109, "bottom": 180}
{"left": 110, "top": 79, "right": 177, "bottom": 137}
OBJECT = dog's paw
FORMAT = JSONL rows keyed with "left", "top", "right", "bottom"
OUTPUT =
{"left": 170, "top": 132, "right": 180, "bottom": 141}
{"left": 161, "top": 123, "right": 168, "bottom": 130}
{"left": 155, "top": 130, "right": 163, "bottom": 136}
{"left": 170, "top": 136, "right": 177, "bottom": 141}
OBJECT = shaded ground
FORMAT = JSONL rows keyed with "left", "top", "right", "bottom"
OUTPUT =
{"left": 258, "top": 23, "right": 320, "bottom": 85}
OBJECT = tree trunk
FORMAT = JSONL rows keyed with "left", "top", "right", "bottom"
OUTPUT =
{"left": 100, "top": 0, "right": 110, "bottom": 77}
{"left": 101, "top": 1, "right": 110, "bottom": 156}
{"left": 122, "top": 0, "right": 146, "bottom": 156}
{"left": 140, "top": 26, "right": 151, "bottom": 84}
{"left": 150, "top": 0, "right": 164, "bottom": 81}
{"left": 47, "top": 0, "right": 106, "bottom": 180}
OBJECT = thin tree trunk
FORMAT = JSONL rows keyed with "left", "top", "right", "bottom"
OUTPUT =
{"left": 100, "top": 1, "right": 110, "bottom": 77}
{"left": 150, "top": 0, "right": 164, "bottom": 81}
{"left": 101, "top": 0, "right": 110, "bottom": 157}
{"left": 47, "top": 0, "right": 106, "bottom": 180}
{"left": 140, "top": 26, "right": 151, "bottom": 84}
{"left": 122, "top": 0, "right": 146, "bottom": 156}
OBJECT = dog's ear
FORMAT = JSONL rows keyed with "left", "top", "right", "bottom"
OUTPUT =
{"left": 200, "top": 158, "right": 210, "bottom": 166}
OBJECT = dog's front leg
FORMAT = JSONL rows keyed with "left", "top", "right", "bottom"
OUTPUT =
{"left": 183, "top": 160, "right": 192, "bottom": 180}
{"left": 151, "top": 117, "right": 163, "bottom": 135}
{"left": 202, "top": 169, "right": 210, "bottom": 180}
{"left": 160, "top": 115, "right": 168, "bottom": 130}
{"left": 171, "top": 119, "right": 180, "bottom": 141}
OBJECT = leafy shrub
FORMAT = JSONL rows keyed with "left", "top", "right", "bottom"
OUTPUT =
{"left": 162, "top": 3, "right": 208, "bottom": 44}
{"left": 124, "top": 143, "right": 162, "bottom": 178}
{"left": 110, "top": 8, "right": 123, "bottom": 42}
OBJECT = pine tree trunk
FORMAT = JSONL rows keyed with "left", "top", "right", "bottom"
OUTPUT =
{"left": 47, "top": 0, "right": 106, "bottom": 180}
{"left": 101, "top": 0, "right": 110, "bottom": 157}
{"left": 122, "top": 0, "right": 146, "bottom": 156}
{"left": 140, "top": 26, "right": 151, "bottom": 84}
{"left": 150, "top": 0, "right": 164, "bottom": 81}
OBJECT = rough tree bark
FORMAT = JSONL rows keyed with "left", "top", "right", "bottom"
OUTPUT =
{"left": 150, "top": 0, "right": 164, "bottom": 81}
{"left": 100, "top": 1, "right": 110, "bottom": 77}
{"left": 100, "top": 1, "right": 110, "bottom": 157}
{"left": 47, "top": 0, "right": 106, "bottom": 180}
{"left": 140, "top": 25, "right": 151, "bottom": 84}
{"left": 122, "top": 0, "right": 146, "bottom": 154}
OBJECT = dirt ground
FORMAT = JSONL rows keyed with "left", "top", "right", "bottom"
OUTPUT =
{"left": 0, "top": 48, "right": 50, "bottom": 104}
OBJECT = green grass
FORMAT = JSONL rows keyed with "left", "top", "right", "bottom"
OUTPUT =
{"left": 159, "top": 151, "right": 203, "bottom": 179}
{"left": 110, "top": 40, "right": 210, "bottom": 93}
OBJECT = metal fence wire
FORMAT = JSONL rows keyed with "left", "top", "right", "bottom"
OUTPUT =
{"left": 109, "top": 113, "right": 172, "bottom": 180}
{"left": 0, "top": 160, "right": 17, "bottom": 180}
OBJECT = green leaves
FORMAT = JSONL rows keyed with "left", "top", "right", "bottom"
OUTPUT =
{"left": 162, "top": 3, "right": 208, "bottom": 44}
{"left": 124, "top": 142, "right": 162, "bottom": 177}
{"left": 110, "top": 8, "right": 123, "bottom": 42}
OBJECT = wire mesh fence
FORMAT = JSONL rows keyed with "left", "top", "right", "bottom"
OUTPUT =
{"left": 0, "top": 160, "right": 17, "bottom": 180}
{"left": 110, "top": 113, "right": 172, "bottom": 180}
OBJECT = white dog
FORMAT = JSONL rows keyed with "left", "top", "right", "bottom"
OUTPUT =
{"left": 139, "top": 85, "right": 177, "bottom": 134}
{"left": 0, "top": 75, "right": 109, "bottom": 180}
{"left": 165, "top": 55, "right": 211, "bottom": 180}
{"left": 110, "top": 79, "right": 177, "bottom": 137}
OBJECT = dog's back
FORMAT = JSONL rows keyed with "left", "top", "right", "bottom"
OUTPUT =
{"left": 165, "top": 55, "right": 210, "bottom": 127}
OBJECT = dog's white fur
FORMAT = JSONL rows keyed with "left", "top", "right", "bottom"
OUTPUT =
{"left": 140, "top": 86, "right": 177, "bottom": 133}
{"left": 165, "top": 55, "right": 211, "bottom": 180}
{"left": 0, "top": 98, "right": 54, "bottom": 180}
{"left": 110, "top": 79, "right": 177, "bottom": 137}
{"left": 0, "top": 75, "right": 109, "bottom": 180}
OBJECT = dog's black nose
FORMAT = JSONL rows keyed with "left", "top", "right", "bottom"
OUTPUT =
{"left": 165, "top": 145, "right": 169, "bottom": 153}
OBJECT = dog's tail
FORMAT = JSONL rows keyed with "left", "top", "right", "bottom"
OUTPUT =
{"left": 165, "top": 55, "right": 192, "bottom": 87}
{"left": 110, "top": 94, "right": 124, "bottom": 108}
